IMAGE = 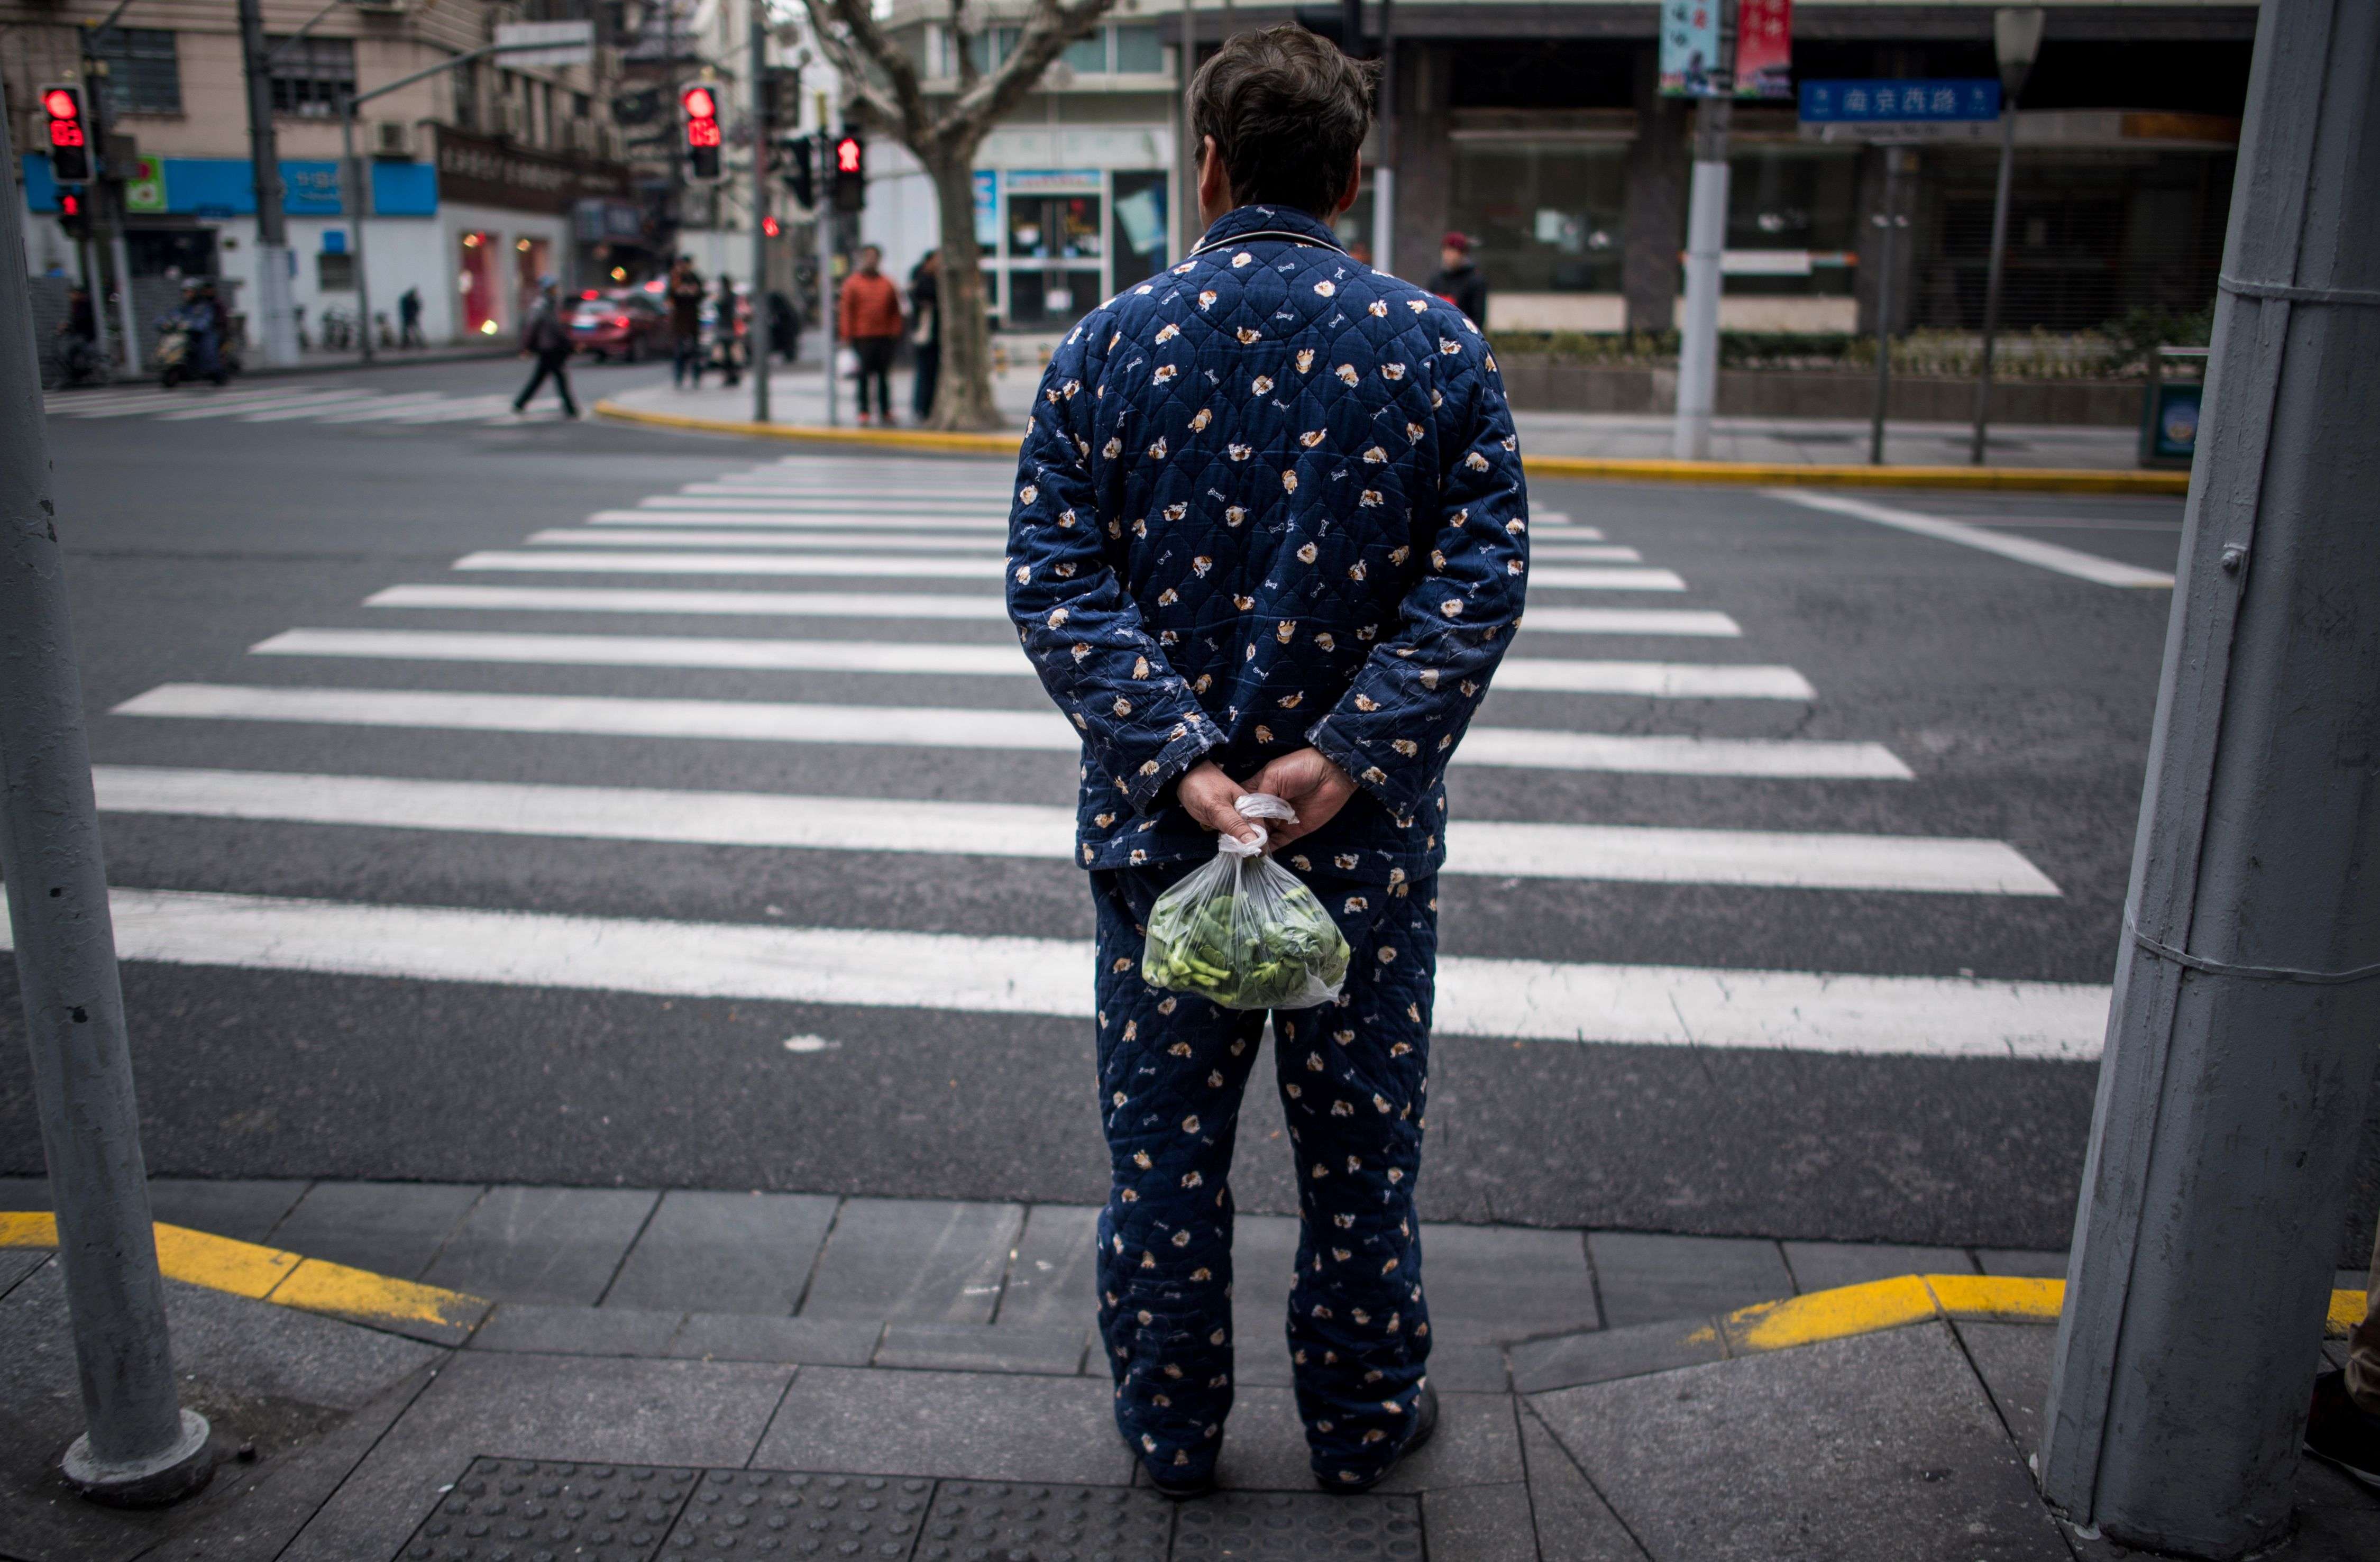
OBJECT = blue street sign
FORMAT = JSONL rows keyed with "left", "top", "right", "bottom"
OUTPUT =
{"left": 1799, "top": 79, "right": 2000, "bottom": 124}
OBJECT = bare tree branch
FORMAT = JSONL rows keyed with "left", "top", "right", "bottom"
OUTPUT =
{"left": 949, "top": 0, "right": 982, "bottom": 95}
{"left": 945, "top": 0, "right": 1124, "bottom": 134}
{"left": 811, "top": 0, "right": 932, "bottom": 135}
{"left": 793, "top": 0, "right": 910, "bottom": 131}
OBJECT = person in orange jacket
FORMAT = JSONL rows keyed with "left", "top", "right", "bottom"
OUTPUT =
{"left": 838, "top": 244, "right": 905, "bottom": 426}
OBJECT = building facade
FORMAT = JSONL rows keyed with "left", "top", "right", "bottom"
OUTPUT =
{"left": 847, "top": 0, "right": 2253, "bottom": 341}
{"left": 4, "top": 0, "right": 632, "bottom": 348}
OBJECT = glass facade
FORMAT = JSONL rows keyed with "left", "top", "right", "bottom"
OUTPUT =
{"left": 1724, "top": 145, "right": 1861, "bottom": 297}
{"left": 1448, "top": 143, "right": 1626, "bottom": 294}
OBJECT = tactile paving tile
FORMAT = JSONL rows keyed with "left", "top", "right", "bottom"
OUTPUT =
{"left": 913, "top": 1481, "right": 1173, "bottom": 1562}
{"left": 1169, "top": 1491, "right": 1422, "bottom": 1559}
{"left": 394, "top": 1458, "right": 699, "bottom": 1561}
{"left": 659, "top": 1470, "right": 931, "bottom": 1559}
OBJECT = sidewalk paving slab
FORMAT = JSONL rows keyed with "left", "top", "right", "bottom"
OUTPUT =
{"left": 1530, "top": 1322, "right": 2070, "bottom": 1561}
{"left": 875, "top": 1320, "right": 1091, "bottom": 1375}
{"left": 751, "top": 1364, "right": 1133, "bottom": 1486}
{"left": 1782, "top": 1240, "right": 1978, "bottom": 1293}
{"left": 468, "top": 1301, "right": 686, "bottom": 1357}
{"left": 264, "top": 1179, "right": 485, "bottom": 1279}
{"left": 675, "top": 1466, "right": 938, "bottom": 1559}
{"left": 994, "top": 1200, "right": 1100, "bottom": 1327}
{"left": 1422, "top": 1225, "right": 1601, "bottom": 1343}
{"left": 1975, "top": 1247, "right": 2070, "bottom": 1278}
{"left": 1425, "top": 1481, "right": 1542, "bottom": 1559}
{"left": 797, "top": 1197, "right": 1024, "bottom": 1324}
{"left": 1586, "top": 1231, "right": 1793, "bottom": 1330}
{"left": 418, "top": 1184, "right": 660, "bottom": 1304}
{"left": 1509, "top": 1317, "right": 1728, "bottom": 1395}
{"left": 1173, "top": 1489, "right": 1423, "bottom": 1557}
{"left": 1227, "top": 1213, "right": 1304, "bottom": 1386}
{"left": 282, "top": 1351, "right": 794, "bottom": 1562}
{"left": 1425, "top": 1339, "right": 1514, "bottom": 1394}
{"left": 0, "top": 1247, "right": 48, "bottom": 1297}
{"left": 142, "top": 1177, "right": 313, "bottom": 1244}
{"left": 916, "top": 1477, "right": 1174, "bottom": 1559}
{"left": 601, "top": 1188, "right": 837, "bottom": 1313}
{"left": 1518, "top": 1409, "right": 1651, "bottom": 1560}
{"left": 667, "top": 1310, "right": 882, "bottom": 1366}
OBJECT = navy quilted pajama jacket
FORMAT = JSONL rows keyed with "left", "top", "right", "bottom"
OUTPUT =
{"left": 1005, "top": 202, "right": 1530, "bottom": 1489}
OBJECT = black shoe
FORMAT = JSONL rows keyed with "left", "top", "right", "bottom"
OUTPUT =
{"left": 2306, "top": 1369, "right": 2380, "bottom": 1488}
{"left": 1325, "top": 1384, "right": 1439, "bottom": 1495}
{"left": 1123, "top": 1432, "right": 1215, "bottom": 1501}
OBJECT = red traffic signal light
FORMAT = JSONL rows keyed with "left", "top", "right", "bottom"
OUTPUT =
{"left": 762, "top": 216, "right": 781, "bottom": 238}
{"left": 40, "top": 83, "right": 92, "bottom": 183}
{"left": 835, "top": 135, "right": 862, "bottom": 175}
{"left": 831, "top": 131, "right": 865, "bottom": 213}
{"left": 681, "top": 83, "right": 722, "bottom": 179}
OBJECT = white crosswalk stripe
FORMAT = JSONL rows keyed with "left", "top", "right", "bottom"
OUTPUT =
{"left": 0, "top": 888, "right": 2107, "bottom": 1058}
{"left": 83, "top": 454, "right": 2095, "bottom": 1070}
{"left": 113, "top": 683, "right": 1912, "bottom": 777}
{"left": 250, "top": 627, "right": 1817, "bottom": 699}
{"left": 42, "top": 383, "right": 518, "bottom": 426}
{"left": 89, "top": 765, "right": 2057, "bottom": 895}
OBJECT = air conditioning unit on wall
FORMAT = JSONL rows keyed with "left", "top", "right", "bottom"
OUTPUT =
{"left": 374, "top": 120, "right": 413, "bottom": 157}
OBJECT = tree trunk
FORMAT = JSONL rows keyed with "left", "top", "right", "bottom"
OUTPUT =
{"left": 924, "top": 145, "right": 1004, "bottom": 432}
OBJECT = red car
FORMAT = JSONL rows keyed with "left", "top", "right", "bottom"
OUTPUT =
{"left": 569, "top": 287, "right": 672, "bottom": 362}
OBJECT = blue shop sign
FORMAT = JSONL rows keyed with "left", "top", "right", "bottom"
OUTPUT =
{"left": 1800, "top": 79, "right": 1999, "bottom": 124}
{"left": 17, "top": 154, "right": 438, "bottom": 217}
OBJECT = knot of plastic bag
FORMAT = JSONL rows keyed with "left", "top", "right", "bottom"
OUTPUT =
{"left": 1217, "top": 792, "right": 1298, "bottom": 859}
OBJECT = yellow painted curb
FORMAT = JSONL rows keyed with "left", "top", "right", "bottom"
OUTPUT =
{"left": 593, "top": 398, "right": 2189, "bottom": 495}
{"left": 1711, "top": 1274, "right": 2361, "bottom": 1356}
{"left": 3, "top": 1212, "right": 487, "bottom": 1337}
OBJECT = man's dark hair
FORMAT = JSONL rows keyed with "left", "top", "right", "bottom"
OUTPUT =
{"left": 1188, "top": 24, "right": 1377, "bottom": 218}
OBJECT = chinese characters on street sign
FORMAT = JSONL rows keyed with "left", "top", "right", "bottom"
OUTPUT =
{"left": 1799, "top": 79, "right": 2000, "bottom": 124}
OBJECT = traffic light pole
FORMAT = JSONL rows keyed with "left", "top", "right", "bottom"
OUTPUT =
{"left": 235, "top": 0, "right": 301, "bottom": 367}
{"left": 0, "top": 86, "right": 214, "bottom": 1510}
{"left": 749, "top": 6, "right": 770, "bottom": 424}
{"left": 2039, "top": 2, "right": 2380, "bottom": 1554}
{"left": 819, "top": 160, "right": 837, "bottom": 428}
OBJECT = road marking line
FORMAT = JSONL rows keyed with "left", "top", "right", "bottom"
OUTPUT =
{"left": 112, "top": 683, "right": 1911, "bottom": 778}
{"left": 454, "top": 550, "right": 998, "bottom": 579}
{"left": 526, "top": 528, "right": 1008, "bottom": 553}
{"left": 1530, "top": 545, "right": 1643, "bottom": 562}
{"left": 54, "top": 387, "right": 306, "bottom": 416}
{"left": 235, "top": 391, "right": 404, "bottom": 422}
{"left": 1766, "top": 490, "right": 2176, "bottom": 588}
{"left": 596, "top": 510, "right": 1011, "bottom": 531}
{"left": 1530, "top": 567, "right": 1687, "bottom": 591}
{"left": 309, "top": 392, "right": 459, "bottom": 422}
{"left": 385, "top": 395, "right": 520, "bottom": 422}
{"left": 251, "top": 628, "right": 1811, "bottom": 700}
{"left": 0, "top": 887, "right": 2109, "bottom": 1058}
{"left": 152, "top": 390, "right": 371, "bottom": 421}
{"left": 681, "top": 483, "right": 1005, "bottom": 503}
{"left": 88, "top": 764, "right": 2059, "bottom": 894}
{"left": 1521, "top": 607, "right": 1741, "bottom": 637}
{"left": 366, "top": 584, "right": 1017, "bottom": 619}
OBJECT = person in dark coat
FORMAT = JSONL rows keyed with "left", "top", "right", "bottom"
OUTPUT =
{"left": 669, "top": 256, "right": 706, "bottom": 387}
{"left": 1005, "top": 23, "right": 1526, "bottom": 1501}
{"left": 714, "top": 272, "right": 742, "bottom": 387}
{"left": 1425, "top": 231, "right": 1488, "bottom": 327}
{"left": 907, "top": 249, "right": 941, "bottom": 423}
{"left": 767, "top": 289, "right": 801, "bottom": 364}
{"left": 511, "top": 277, "right": 579, "bottom": 417}
{"left": 398, "top": 286, "right": 424, "bottom": 348}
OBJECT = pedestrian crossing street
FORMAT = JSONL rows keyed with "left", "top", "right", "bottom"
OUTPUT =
{"left": 41, "top": 383, "right": 530, "bottom": 426}
{"left": 9, "top": 454, "right": 2114, "bottom": 1063}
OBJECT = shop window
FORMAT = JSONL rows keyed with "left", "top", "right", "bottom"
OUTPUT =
{"left": 1114, "top": 25, "right": 1164, "bottom": 74}
{"left": 91, "top": 27, "right": 181, "bottom": 116}
{"left": 1448, "top": 143, "right": 1626, "bottom": 294}
{"left": 268, "top": 35, "right": 354, "bottom": 117}
{"left": 1111, "top": 172, "right": 1168, "bottom": 288}
{"left": 318, "top": 252, "right": 355, "bottom": 291}
{"left": 458, "top": 230, "right": 501, "bottom": 336}
{"left": 1723, "top": 147, "right": 1861, "bottom": 297}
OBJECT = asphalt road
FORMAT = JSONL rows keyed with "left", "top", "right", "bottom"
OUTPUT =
{"left": 6, "top": 357, "right": 2356, "bottom": 1254}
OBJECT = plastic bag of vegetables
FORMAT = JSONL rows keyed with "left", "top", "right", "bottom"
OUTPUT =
{"left": 1143, "top": 793, "right": 1353, "bottom": 1011}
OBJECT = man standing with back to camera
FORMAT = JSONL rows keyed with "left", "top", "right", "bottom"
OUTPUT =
{"left": 1006, "top": 23, "right": 1527, "bottom": 1499}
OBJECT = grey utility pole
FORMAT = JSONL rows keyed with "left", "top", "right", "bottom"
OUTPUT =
{"left": 1671, "top": 94, "right": 1731, "bottom": 460}
{"left": 2039, "top": 2, "right": 2380, "bottom": 1557}
{"left": 1371, "top": 0, "right": 1393, "bottom": 275}
{"left": 0, "top": 89, "right": 214, "bottom": 1508}
{"left": 1865, "top": 144, "right": 1909, "bottom": 465}
{"left": 1967, "top": 8, "right": 2044, "bottom": 465}
{"left": 749, "top": 3, "right": 772, "bottom": 424}
{"left": 235, "top": 0, "right": 301, "bottom": 366}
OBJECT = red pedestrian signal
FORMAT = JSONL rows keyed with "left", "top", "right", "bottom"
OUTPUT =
{"left": 41, "top": 84, "right": 92, "bottom": 183}
{"left": 58, "top": 188, "right": 87, "bottom": 239}
{"left": 762, "top": 216, "right": 781, "bottom": 238}
{"left": 831, "top": 131, "right": 865, "bottom": 214}
{"left": 682, "top": 83, "right": 722, "bottom": 180}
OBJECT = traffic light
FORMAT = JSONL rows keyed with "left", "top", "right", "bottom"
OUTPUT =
{"left": 681, "top": 82, "right": 722, "bottom": 180}
{"left": 762, "top": 67, "right": 801, "bottom": 131}
{"left": 57, "top": 187, "right": 87, "bottom": 241}
{"left": 831, "top": 129, "right": 865, "bottom": 214}
{"left": 762, "top": 215, "right": 781, "bottom": 238}
{"left": 782, "top": 135, "right": 815, "bottom": 209}
{"left": 41, "top": 84, "right": 92, "bottom": 184}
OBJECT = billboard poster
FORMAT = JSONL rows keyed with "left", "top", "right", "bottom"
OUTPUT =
{"left": 1735, "top": 0, "right": 1792, "bottom": 101}
{"left": 1659, "top": 0, "right": 1722, "bottom": 98}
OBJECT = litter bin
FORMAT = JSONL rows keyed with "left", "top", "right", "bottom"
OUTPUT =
{"left": 2139, "top": 345, "right": 2208, "bottom": 469}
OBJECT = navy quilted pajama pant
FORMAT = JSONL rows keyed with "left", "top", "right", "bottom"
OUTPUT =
{"left": 1088, "top": 861, "right": 1438, "bottom": 1490}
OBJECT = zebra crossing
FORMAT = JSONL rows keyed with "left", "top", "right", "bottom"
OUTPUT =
{"left": 17, "top": 452, "right": 2112, "bottom": 1065}
{"left": 40, "top": 382, "right": 527, "bottom": 426}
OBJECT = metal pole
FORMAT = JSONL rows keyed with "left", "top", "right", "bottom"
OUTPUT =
{"left": 1866, "top": 145, "right": 1905, "bottom": 466}
{"left": 1967, "top": 105, "right": 2017, "bottom": 464}
{"left": 0, "top": 86, "right": 213, "bottom": 1509}
{"left": 2040, "top": 2, "right": 2380, "bottom": 1555}
{"left": 235, "top": 0, "right": 299, "bottom": 366}
{"left": 1371, "top": 0, "right": 1393, "bottom": 274}
{"left": 74, "top": 31, "right": 120, "bottom": 376}
{"left": 1178, "top": 0, "right": 1195, "bottom": 255}
{"left": 749, "top": 1, "right": 770, "bottom": 423}
{"left": 1671, "top": 95, "right": 1728, "bottom": 461}
{"left": 818, "top": 132, "right": 836, "bottom": 427}
{"left": 343, "top": 97, "right": 375, "bottom": 363}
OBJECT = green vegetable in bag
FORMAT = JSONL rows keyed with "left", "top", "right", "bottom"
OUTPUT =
{"left": 1142, "top": 793, "right": 1352, "bottom": 1010}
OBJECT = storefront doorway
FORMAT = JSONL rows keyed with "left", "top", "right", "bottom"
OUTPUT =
{"left": 514, "top": 235, "right": 552, "bottom": 321}
{"left": 457, "top": 230, "right": 500, "bottom": 336}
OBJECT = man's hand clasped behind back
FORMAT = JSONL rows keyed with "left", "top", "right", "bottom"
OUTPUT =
{"left": 1176, "top": 749, "right": 1358, "bottom": 852}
